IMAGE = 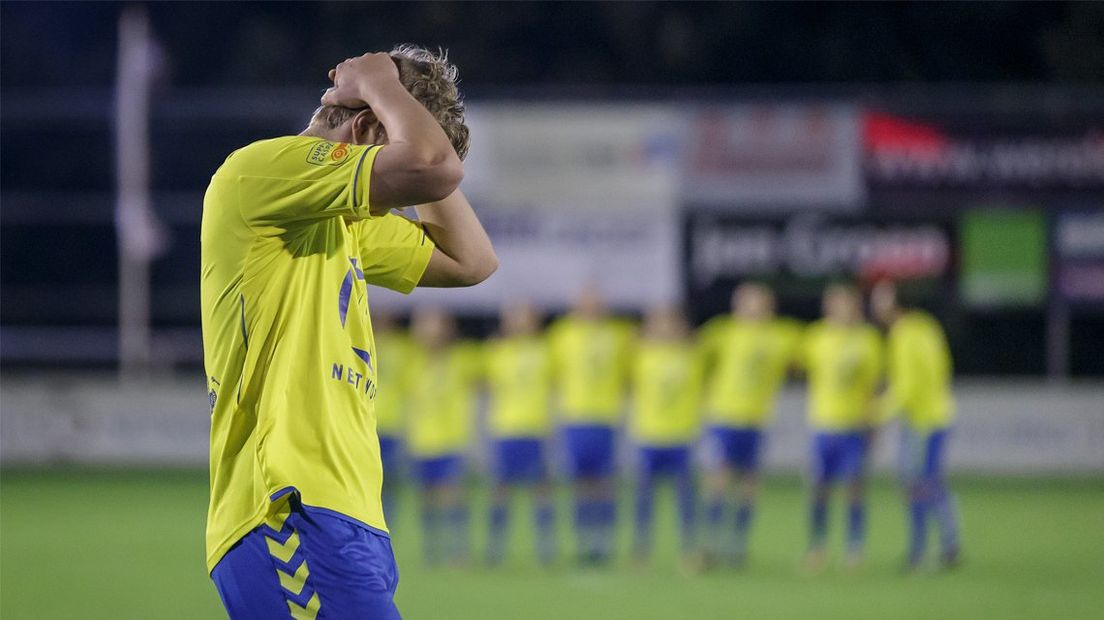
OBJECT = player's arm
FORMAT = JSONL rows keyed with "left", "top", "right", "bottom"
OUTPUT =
{"left": 322, "top": 53, "right": 463, "bottom": 213}
{"left": 415, "top": 189, "right": 498, "bottom": 287}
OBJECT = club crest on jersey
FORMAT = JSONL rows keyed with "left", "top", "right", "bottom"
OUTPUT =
{"left": 306, "top": 141, "right": 351, "bottom": 166}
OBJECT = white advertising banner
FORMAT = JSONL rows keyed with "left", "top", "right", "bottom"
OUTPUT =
{"left": 371, "top": 103, "right": 684, "bottom": 311}
{"left": 370, "top": 206, "right": 681, "bottom": 312}
{"left": 682, "top": 104, "right": 865, "bottom": 209}
{"left": 460, "top": 103, "right": 682, "bottom": 208}
{"left": 3, "top": 377, "right": 1101, "bottom": 474}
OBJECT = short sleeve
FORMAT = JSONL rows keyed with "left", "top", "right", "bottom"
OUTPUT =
{"left": 226, "top": 137, "right": 383, "bottom": 226}
{"left": 353, "top": 213, "right": 436, "bottom": 294}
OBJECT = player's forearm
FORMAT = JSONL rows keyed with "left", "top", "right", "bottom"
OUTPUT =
{"left": 416, "top": 190, "right": 498, "bottom": 286}
{"left": 362, "top": 80, "right": 462, "bottom": 178}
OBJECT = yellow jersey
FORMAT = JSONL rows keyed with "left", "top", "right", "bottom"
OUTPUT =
{"left": 400, "top": 342, "right": 482, "bottom": 458}
{"left": 373, "top": 330, "right": 416, "bottom": 437}
{"left": 548, "top": 316, "right": 634, "bottom": 424}
{"left": 485, "top": 335, "right": 553, "bottom": 439}
{"left": 699, "top": 317, "right": 801, "bottom": 427}
{"left": 629, "top": 339, "right": 703, "bottom": 446}
{"left": 883, "top": 311, "right": 955, "bottom": 432}
{"left": 201, "top": 136, "right": 434, "bottom": 572}
{"left": 801, "top": 320, "right": 884, "bottom": 431}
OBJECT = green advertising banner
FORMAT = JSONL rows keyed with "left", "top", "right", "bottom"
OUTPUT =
{"left": 960, "top": 209, "right": 1048, "bottom": 307}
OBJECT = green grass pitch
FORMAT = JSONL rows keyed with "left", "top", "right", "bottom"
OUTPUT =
{"left": 2, "top": 469, "right": 1102, "bottom": 619}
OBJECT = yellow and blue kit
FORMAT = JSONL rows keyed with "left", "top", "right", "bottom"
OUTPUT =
{"left": 801, "top": 319, "right": 883, "bottom": 554}
{"left": 374, "top": 330, "right": 416, "bottom": 474}
{"left": 547, "top": 315, "right": 633, "bottom": 478}
{"left": 202, "top": 136, "right": 433, "bottom": 619}
{"left": 399, "top": 341, "right": 482, "bottom": 486}
{"left": 884, "top": 311, "right": 960, "bottom": 565}
{"left": 629, "top": 339, "right": 703, "bottom": 450}
{"left": 629, "top": 338, "right": 703, "bottom": 555}
{"left": 801, "top": 319, "right": 883, "bottom": 482}
{"left": 484, "top": 334, "right": 553, "bottom": 482}
{"left": 699, "top": 316, "right": 801, "bottom": 471}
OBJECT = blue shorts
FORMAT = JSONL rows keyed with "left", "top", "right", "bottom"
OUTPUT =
{"left": 704, "top": 426, "right": 763, "bottom": 472}
{"left": 212, "top": 497, "right": 400, "bottom": 619}
{"left": 811, "top": 431, "right": 869, "bottom": 484}
{"left": 899, "top": 427, "right": 949, "bottom": 484}
{"left": 492, "top": 437, "right": 547, "bottom": 483}
{"left": 378, "top": 435, "right": 402, "bottom": 478}
{"left": 562, "top": 424, "right": 616, "bottom": 479}
{"left": 637, "top": 445, "right": 691, "bottom": 477}
{"left": 413, "top": 454, "right": 464, "bottom": 487}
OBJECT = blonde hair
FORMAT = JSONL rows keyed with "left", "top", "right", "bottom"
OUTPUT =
{"left": 313, "top": 45, "right": 469, "bottom": 159}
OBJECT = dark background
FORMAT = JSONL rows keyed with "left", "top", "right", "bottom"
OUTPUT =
{"left": 2, "top": 1, "right": 1103, "bottom": 375}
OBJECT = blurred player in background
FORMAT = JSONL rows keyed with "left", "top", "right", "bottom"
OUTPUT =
{"left": 373, "top": 311, "right": 414, "bottom": 521}
{"left": 549, "top": 285, "right": 634, "bottom": 565}
{"left": 698, "top": 283, "right": 800, "bottom": 568}
{"left": 483, "top": 300, "right": 557, "bottom": 566}
{"left": 871, "top": 281, "right": 961, "bottom": 571}
{"left": 402, "top": 307, "right": 482, "bottom": 566}
{"left": 801, "top": 283, "right": 883, "bottom": 571}
{"left": 628, "top": 304, "right": 703, "bottom": 569}
{"left": 203, "top": 48, "right": 496, "bottom": 619}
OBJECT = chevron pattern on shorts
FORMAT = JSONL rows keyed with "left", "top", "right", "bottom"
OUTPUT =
{"left": 263, "top": 505, "right": 321, "bottom": 620}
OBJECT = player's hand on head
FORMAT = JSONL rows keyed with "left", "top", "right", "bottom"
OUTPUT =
{"left": 321, "top": 52, "right": 401, "bottom": 108}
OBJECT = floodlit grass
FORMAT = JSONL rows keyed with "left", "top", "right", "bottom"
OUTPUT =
{"left": 2, "top": 469, "right": 1102, "bottom": 619}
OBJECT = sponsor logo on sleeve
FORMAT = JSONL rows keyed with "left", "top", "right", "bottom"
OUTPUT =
{"left": 306, "top": 141, "right": 352, "bottom": 166}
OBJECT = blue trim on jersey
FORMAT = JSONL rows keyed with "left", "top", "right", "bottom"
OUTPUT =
{"left": 351, "top": 146, "right": 374, "bottom": 212}
{"left": 269, "top": 486, "right": 297, "bottom": 502}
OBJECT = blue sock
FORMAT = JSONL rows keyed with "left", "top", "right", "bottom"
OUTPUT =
{"left": 734, "top": 501, "right": 754, "bottom": 556}
{"left": 810, "top": 497, "right": 828, "bottom": 550}
{"left": 634, "top": 478, "right": 655, "bottom": 556}
{"left": 908, "top": 494, "right": 928, "bottom": 564}
{"left": 675, "top": 473, "right": 697, "bottom": 553}
{"left": 535, "top": 500, "right": 556, "bottom": 565}
{"left": 848, "top": 500, "right": 865, "bottom": 553}
{"left": 487, "top": 501, "right": 508, "bottom": 563}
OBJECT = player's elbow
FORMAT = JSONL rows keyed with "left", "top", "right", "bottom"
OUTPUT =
{"left": 456, "top": 247, "right": 498, "bottom": 286}
{"left": 410, "top": 152, "right": 464, "bottom": 203}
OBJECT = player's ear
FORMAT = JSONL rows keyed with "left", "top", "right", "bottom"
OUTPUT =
{"left": 351, "top": 109, "right": 383, "bottom": 146}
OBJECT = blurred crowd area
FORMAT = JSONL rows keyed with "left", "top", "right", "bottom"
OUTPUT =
{"left": 4, "top": 2, "right": 1104, "bottom": 88}
{"left": 2, "top": 1, "right": 1103, "bottom": 378}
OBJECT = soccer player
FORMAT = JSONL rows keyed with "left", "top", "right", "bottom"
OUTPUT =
{"left": 801, "top": 283, "right": 883, "bottom": 571}
{"left": 202, "top": 48, "right": 497, "bottom": 619}
{"left": 373, "top": 311, "right": 415, "bottom": 522}
{"left": 483, "top": 300, "right": 557, "bottom": 566}
{"left": 871, "top": 281, "right": 961, "bottom": 571}
{"left": 401, "top": 307, "right": 482, "bottom": 566}
{"left": 548, "top": 285, "right": 634, "bottom": 565}
{"left": 698, "top": 283, "right": 800, "bottom": 568}
{"left": 628, "top": 304, "right": 703, "bottom": 568}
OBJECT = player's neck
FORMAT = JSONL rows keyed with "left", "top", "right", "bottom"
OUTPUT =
{"left": 300, "top": 122, "right": 354, "bottom": 143}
